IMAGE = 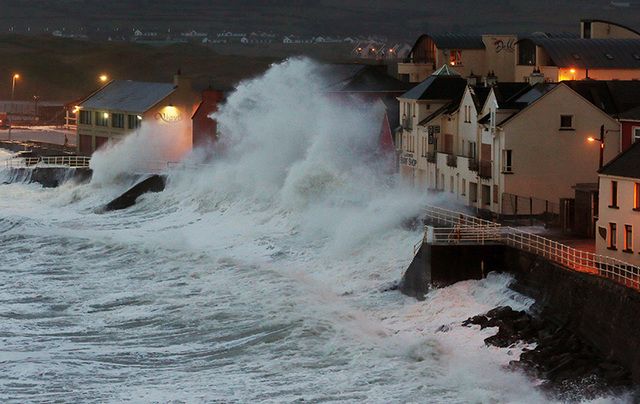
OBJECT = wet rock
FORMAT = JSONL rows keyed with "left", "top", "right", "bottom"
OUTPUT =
{"left": 462, "top": 305, "right": 634, "bottom": 398}
{"left": 102, "top": 174, "right": 166, "bottom": 212}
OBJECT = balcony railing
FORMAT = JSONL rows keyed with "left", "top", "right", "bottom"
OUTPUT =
{"left": 446, "top": 154, "right": 457, "bottom": 167}
{"left": 479, "top": 161, "right": 492, "bottom": 179}
{"left": 426, "top": 151, "right": 436, "bottom": 163}
{"left": 468, "top": 158, "right": 479, "bottom": 172}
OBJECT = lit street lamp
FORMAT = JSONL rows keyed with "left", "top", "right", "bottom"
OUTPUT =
{"left": 99, "top": 74, "right": 109, "bottom": 83}
{"left": 587, "top": 125, "right": 605, "bottom": 169}
{"left": 9, "top": 73, "right": 20, "bottom": 140}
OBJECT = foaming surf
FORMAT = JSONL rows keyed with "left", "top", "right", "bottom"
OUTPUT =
{"left": 0, "top": 59, "right": 632, "bottom": 403}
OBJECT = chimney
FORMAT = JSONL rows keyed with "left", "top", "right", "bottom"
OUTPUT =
{"left": 528, "top": 67, "right": 545, "bottom": 85}
{"left": 484, "top": 70, "right": 498, "bottom": 87}
{"left": 173, "top": 68, "right": 192, "bottom": 89}
{"left": 467, "top": 71, "right": 480, "bottom": 86}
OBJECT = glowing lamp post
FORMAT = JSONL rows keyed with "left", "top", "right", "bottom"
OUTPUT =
{"left": 587, "top": 125, "right": 605, "bottom": 169}
{"left": 99, "top": 74, "right": 109, "bottom": 84}
{"left": 9, "top": 73, "right": 20, "bottom": 140}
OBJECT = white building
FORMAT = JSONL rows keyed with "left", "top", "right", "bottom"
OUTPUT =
{"left": 596, "top": 142, "right": 640, "bottom": 266}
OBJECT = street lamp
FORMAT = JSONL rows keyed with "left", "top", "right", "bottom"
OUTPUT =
{"left": 9, "top": 73, "right": 20, "bottom": 140}
{"left": 587, "top": 125, "right": 605, "bottom": 169}
{"left": 99, "top": 74, "right": 108, "bottom": 83}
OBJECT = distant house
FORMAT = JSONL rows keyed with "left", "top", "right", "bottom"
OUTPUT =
{"left": 596, "top": 141, "right": 640, "bottom": 266}
{"left": 75, "top": 73, "right": 198, "bottom": 155}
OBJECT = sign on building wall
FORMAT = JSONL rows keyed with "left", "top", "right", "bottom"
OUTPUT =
{"left": 400, "top": 152, "right": 417, "bottom": 167}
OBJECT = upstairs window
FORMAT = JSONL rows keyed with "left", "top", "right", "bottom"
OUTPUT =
{"left": 111, "top": 113, "right": 124, "bottom": 129}
{"left": 502, "top": 150, "right": 513, "bottom": 173}
{"left": 128, "top": 114, "right": 141, "bottom": 129}
{"left": 634, "top": 183, "right": 640, "bottom": 210}
{"left": 95, "top": 111, "right": 109, "bottom": 127}
{"left": 560, "top": 115, "right": 573, "bottom": 130}
{"left": 633, "top": 127, "right": 640, "bottom": 143}
{"left": 449, "top": 49, "right": 462, "bottom": 66}
{"left": 610, "top": 180, "right": 618, "bottom": 208}
{"left": 79, "top": 110, "right": 92, "bottom": 125}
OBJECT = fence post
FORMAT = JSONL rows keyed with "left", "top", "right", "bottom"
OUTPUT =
{"left": 530, "top": 197, "right": 533, "bottom": 226}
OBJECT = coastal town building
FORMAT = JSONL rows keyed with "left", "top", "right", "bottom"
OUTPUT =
{"left": 596, "top": 141, "right": 640, "bottom": 266}
{"left": 398, "top": 33, "right": 518, "bottom": 83}
{"left": 397, "top": 67, "right": 626, "bottom": 219}
{"left": 76, "top": 72, "right": 198, "bottom": 155}
{"left": 399, "top": 19, "right": 640, "bottom": 84}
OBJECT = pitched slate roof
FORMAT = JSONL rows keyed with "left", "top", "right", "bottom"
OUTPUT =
{"left": 79, "top": 80, "right": 176, "bottom": 113}
{"left": 619, "top": 106, "right": 640, "bottom": 121}
{"left": 521, "top": 37, "right": 640, "bottom": 68}
{"left": 399, "top": 70, "right": 467, "bottom": 101}
{"left": 564, "top": 80, "right": 640, "bottom": 116}
{"left": 323, "top": 64, "right": 410, "bottom": 93}
{"left": 599, "top": 140, "right": 640, "bottom": 178}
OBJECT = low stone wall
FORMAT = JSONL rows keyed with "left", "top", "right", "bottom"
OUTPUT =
{"left": 400, "top": 242, "right": 640, "bottom": 383}
{"left": 4, "top": 167, "right": 92, "bottom": 188}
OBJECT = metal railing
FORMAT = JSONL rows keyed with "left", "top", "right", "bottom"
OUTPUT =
{"left": 468, "top": 158, "right": 479, "bottom": 172}
{"left": 421, "top": 205, "right": 640, "bottom": 290}
{"left": 4, "top": 155, "right": 91, "bottom": 168}
{"left": 479, "top": 161, "right": 492, "bottom": 179}
{"left": 446, "top": 154, "right": 457, "bottom": 167}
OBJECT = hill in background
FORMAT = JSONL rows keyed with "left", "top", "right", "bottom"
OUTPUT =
{"left": 0, "top": 34, "right": 281, "bottom": 102}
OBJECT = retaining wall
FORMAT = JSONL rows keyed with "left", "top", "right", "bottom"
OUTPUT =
{"left": 400, "top": 242, "right": 640, "bottom": 383}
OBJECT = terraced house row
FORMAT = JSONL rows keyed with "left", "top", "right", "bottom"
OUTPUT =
{"left": 396, "top": 18, "right": 640, "bottom": 237}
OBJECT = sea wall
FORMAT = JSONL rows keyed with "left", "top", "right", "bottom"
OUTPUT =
{"left": 3, "top": 167, "right": 92, "bottom": 188}
{"left": 400, "top": 242, "right": 640, "bottom": 383}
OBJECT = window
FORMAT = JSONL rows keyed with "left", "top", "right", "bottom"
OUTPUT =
{"left": 624, "top": 225, "right": 633, "bottom": 252}
{"left": 502, "top": 150, "right": 513, "bottom": 173}
{"left": 95, "top": 111, "right": 109, "bottom": 127}
{"left": 111, "top": 113, "right": 124, "bottom": 129}
{"left": 470, "top": 182, "right": 478, "bottom": 202}
{"left": 633, "top": 127, "right": 640, "bottom": 143}
{"left": 518, "top": 41, "right": 536, "bottom": 65}
{"left": 128, "top": 114, "right": 142, "bottom": 129}
{"left": 468, "top": 141, "right": 477, "bottom": 159}
{"left": 493, "top": 185, "right": 499, "bottom": 204}
{"left": 560, "top": 115, "right": 573, "bottom": 130}
{"left": 635, "top": 183, "right": 640, "bottom": 210}
{"left": 79, "top": 110, "right": 92, "bottom": 125}
{"left": 609, "top": 223, "right": 617, "bottom": 250}
{"left": 449, "top": 49, "right": 462, "bottom": 66}
{"left": 461, "top": 178, "right": 466, "bottom": 196}
{"left": 610, "top": 180, "right": 618, "bottom": 208}
{"left": 449, "top": 176, "right": 454, "bottom": 193}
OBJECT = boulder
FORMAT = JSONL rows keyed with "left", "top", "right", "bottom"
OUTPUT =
{"left": 102, "top": 175, "right": 166, "bottom": 211}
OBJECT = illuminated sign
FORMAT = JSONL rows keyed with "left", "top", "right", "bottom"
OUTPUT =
{"left": 156, "top": 106, "right": 183, "bottom": 123}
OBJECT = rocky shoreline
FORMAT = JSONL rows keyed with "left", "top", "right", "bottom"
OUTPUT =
{"left": 462, "top": 306, "right": 635, "bottom": 400}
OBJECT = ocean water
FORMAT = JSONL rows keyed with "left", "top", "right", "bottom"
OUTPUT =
{"left": 0, "top": 59, "right": 630, "bottom": 403}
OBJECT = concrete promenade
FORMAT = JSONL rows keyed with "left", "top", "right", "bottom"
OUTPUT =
{"left": 0, "top": 126, "right": 76, "bottom": 147}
